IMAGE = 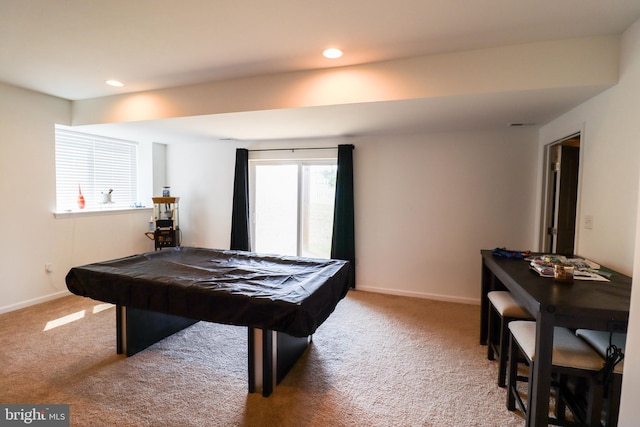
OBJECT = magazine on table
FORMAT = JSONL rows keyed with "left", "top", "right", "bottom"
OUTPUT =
{"left": 526, "top": 255, "right": 610, "bottom": 282}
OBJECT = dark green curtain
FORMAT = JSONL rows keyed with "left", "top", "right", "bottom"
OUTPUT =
{"left": 230, "top": 148, "right": 251, "bottom": 251}
{"left": 331, "top": 144, "right": 356, "bottom": 287}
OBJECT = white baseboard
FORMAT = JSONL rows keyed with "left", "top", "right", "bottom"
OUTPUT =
{"left": 0, "top": 290, "right": 71, "bottom": 315}
{"left": 353, "top": 285, "right": 480, "bottom": 305}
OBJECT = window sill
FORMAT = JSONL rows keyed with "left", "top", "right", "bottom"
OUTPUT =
{"left": 53, "top": 207, "right": 153, "bottom": 219}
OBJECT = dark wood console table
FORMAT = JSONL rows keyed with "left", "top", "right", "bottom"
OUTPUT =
{"left": 480, "top": 250, "right": 632, "bottom": 427}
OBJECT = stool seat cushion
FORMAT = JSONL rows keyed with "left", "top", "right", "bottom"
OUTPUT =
{"left": 576, "top": 329, "right": 625, "bottom": 373}
{"left": 509, "top": 321, "right": 604, "bottom": 371}
{"left": 487, "top": 291, "right": 530, "bottom": 318}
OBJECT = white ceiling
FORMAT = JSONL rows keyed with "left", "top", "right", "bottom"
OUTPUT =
{"left": 2, "top": 0, "right": 640, "bottom": 142}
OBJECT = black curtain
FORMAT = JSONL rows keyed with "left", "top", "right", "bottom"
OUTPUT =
{"left": 230, "top": 148, "right": 251, "bottom": 251}
{"left": 331, "top": 144, "right": 356, "bottom": 288}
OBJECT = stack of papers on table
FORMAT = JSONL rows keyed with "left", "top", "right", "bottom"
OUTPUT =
{"left": 527, "top": 255, "right": 610, "bottom": 282}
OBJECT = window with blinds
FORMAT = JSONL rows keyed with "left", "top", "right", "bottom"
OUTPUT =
{"left": 55, "top": 127, "right": 138, "bottom": 211}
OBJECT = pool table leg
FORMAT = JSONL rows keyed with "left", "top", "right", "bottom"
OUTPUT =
{"left": 116, "top": 305, "right": 198, "bottom": 356}
{"left": 248, "top": 327, "right": 311, "bottom": 397}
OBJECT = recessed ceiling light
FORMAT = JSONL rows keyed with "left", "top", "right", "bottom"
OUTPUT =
{"left": 106, "top": 80, "right": 124, "bottom": 87}
{"left": 323, "top": 48, "right": 343, "bottom": 59}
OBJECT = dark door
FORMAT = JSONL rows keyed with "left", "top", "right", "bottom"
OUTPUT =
{"left": 554, "top": 145, "right": 580, "bottom": 255}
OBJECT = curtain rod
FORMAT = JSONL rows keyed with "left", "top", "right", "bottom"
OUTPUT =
{"left": 248, "top": 147, "right": 337, "bottom": 152}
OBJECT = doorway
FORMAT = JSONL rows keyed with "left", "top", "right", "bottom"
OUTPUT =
{"left": 541, "top": 134, "right": 581, "bottom": 255}
{"left": 250, "top": 160, "right": 337, "bottom": 258}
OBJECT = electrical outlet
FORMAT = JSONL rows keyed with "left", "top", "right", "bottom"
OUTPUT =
{"left": 584, "top": 215, "right": 593, "bottom": 230}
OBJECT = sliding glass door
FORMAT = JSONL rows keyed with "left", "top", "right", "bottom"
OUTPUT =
{"left": 251, "top": 160, "right": 337, "bottom": 258}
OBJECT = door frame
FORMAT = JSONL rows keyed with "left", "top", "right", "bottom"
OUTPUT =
{"left": 539, "top": 132, "right": 582, "bottom": 254}
{"left": 248, "top": 155, "right": 337, "bottom": 257}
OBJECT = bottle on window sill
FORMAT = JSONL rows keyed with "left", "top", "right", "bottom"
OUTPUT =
{"left": 77, "top": 185, "right": 85, "bottom": 209}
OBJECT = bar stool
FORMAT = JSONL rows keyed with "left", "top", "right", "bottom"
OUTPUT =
{"left": 576, "top": 329, "right": 626, "bottom": 427}
{"left": 487, "top": 291, "right": 532, "bottom": 387}
{"left": 507, "top": 321, "right": 606, "bottom": 427}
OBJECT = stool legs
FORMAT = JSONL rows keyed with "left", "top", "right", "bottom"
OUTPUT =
{"left": 506, "top": 333, "right": 518, "bottom": 411}
{"left": 497, "top": 315, "right": 512, "bottom": 387}
{"left": 487, "top": 291, "right": 531, "bottom": 389}
{"left": 506, "top": 333, "right": 536, "bottom": 417}
{"left": 584, "top": 379, "right": 604, "bottom": 426}
{"left": 606, "top": 374, "right": 622, "bottom": 427}
{"left": 507, "top": 326, "right": 606, "bottom": 427}
{"left": 487, "top": 304, "right": 496, "bottom": 361}
{"left": 487, "top": 304, "right": 513, "bottom": 387}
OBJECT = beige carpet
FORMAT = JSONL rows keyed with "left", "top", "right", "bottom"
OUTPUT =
{"left": 0, "top": 290, "right": 525, "bottom": 426}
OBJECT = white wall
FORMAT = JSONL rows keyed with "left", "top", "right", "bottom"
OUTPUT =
{"left": 539, "top": 27, "right": 640, "bottom": 275}
{"left": 624, "top": 181, "right": 640, "bottom": 426}
{"left": 168, "top": 127, "right": 539, "bottom": 303}
{"left": 353, "top": 129, "right": 539, "bottom": 302}
{"left": 0, "top": 83, "right": 69, "bottom": 311}
{"left": 0, "top": 83, "right": 157, "bottom": 313}
{"left": 616, "top": 19, "right": 640, "bottom": 426}
{"left": 166, "top": 141, "right": 238, "bottom": 249}
{"left": 539, "top": 18, "right": 640, "bottom": 424}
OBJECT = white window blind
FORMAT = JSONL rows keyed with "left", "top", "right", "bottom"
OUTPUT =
{"left": 55, "top": 128, "right": 138, "bottom": 211}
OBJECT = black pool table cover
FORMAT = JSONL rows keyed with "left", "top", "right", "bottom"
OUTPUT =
{"left": 65, "top": 247, "right": 351, "bottom": 337}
